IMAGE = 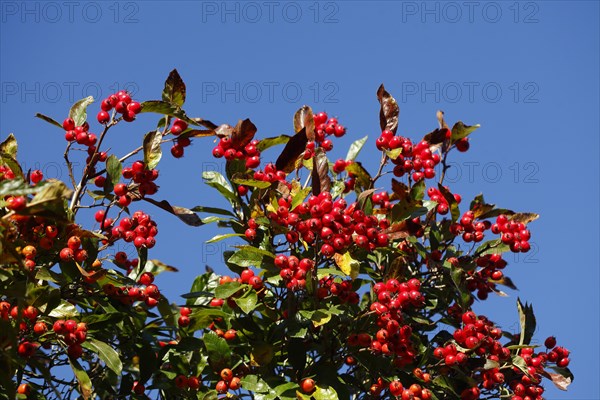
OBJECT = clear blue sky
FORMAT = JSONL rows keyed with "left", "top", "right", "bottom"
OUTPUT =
{"left": 1, "top": 1, "right": 598, "bottom": 399}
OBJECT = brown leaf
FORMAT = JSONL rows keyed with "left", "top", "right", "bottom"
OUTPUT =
{"left": 293, "top": 105, "right": 316, "bottom": 142}
{"left": 181, "top": 129, "right": 216, "bottom": 139}
{"left": 436, "top": 110, "right": 449, "bottom": 130}
{"left": 357, "top": 188, "right": 377, "bottom": 203}
{"left": 311, "top": 149, "right": 331, "bottom": 195}
{"left": 143, "top": 198, "right": 204, "bottom": 226}
{"left": 543, "top": 371, "right": 572, "bottom": 391}
{"left": 390, "top": 179, "right": 409, "bottom": 201}
{"left": 423, "top": 128, "right": 447, "bottom": 147}
{"left": 162, "top": 69, "right": 186, "bottom": 107}
{"left": 386, "top": 221, "right": 410, "bottom": 240}
{"left": 232, "top": 119, "right": 258, "bottom": 149}
{"left": 510, "top": 213, "right": 539, "bottom": 224}
{"left": 275, "top": 128, "right": 308, "bottom": 173}
{"left": 214, "top": 124, "right": 234, "bottom": 139}
{"left": 377, "top": 84, "right": 399, "bottom": 134}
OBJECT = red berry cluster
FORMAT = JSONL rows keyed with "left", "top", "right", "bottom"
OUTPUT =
{"left": 507, "top": 339, "right": 570, "bottom": 400}
{"left": 492, "top": 214, "right": 532, "bottom": 253}
{"left": 113, "top": 251, "right": 139, "bottom": 274}
{"left": 212, "top": 136, "right": 262, "bottom": 169}
{"left": 466, "top": 254, "right": 508, "bottom": 300}
{"left": 1, "top": 303, "right": 43, "bottom": 359}
{"left": 63, "top": 119, "right": 97, "bottom": 147}
{"left": 215, "top": 368, "right": 241, "bottom": 394}
{"left": 375, "top": 130, "right": 441, "bottom": 182}
{"left": 58, "top": 235, "right": 88, "bottom": 264}
{"left": 0, "top": 164, "right": 16, "bottom": 181}
{"left": 121, "top": 160, "right": 159, "bottom": 198}
{"left": 372, "top": 278, "right": 425, "bottom": 312}
{"left": 427, "top": 187, "right": 462, "bottom": 215}
{"left": 450, "top": 210, "right": 490, "bottom": 243}
{"left": 388, "top": 381, "right": 432, "bottom": 399}
{"left": 52, "top": 319, "right": 88, "bottom": 359}
{"left": 251, "top": 162, "right": 288, "bottom": 185}
{"left": 274, "top": 255, "right": 312, "bottom": 291}
{"left": 104, "top": 210, "right": 159, "bottom": 249}
{"left": 308, "top": 111, "right": 346, "bottom": 155}
{"left": 317, "top": 276, "right": 359, "bottom": 304}
{"left": 102, "top": 276, "right": 160, "bottom": 308}
{"left": 264, "top": 193, "right": 389, "bottom": 256}
{"left": 350, "top": 278, "right": 425, "bottom": 366}
{"left": 178, "top": 306, "right": 192, "bottom": 327}
{"left": 97, "top": 90, "right": 141, "bottom": 124}
{"left": 172, "top": 373, "right": 203, "bottom": 391}
{"left": 169, "top": 119, "right": 192, "bottom": 158}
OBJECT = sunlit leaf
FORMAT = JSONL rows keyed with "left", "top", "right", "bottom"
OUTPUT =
{"left": 69, "top": 96, "right": 94, "bottom": 126}
{"left": 162, "top": 68, "right": 186, "bottom": 107}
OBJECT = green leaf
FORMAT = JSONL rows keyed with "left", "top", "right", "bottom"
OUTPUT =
{"left": 345, "top": 135, "right": 368, "bottom": 162}
{"left": 313, "top": 385, "right": 339, "bottom": 400}
{"left": 257, "top": 135, "right": 290, "bottom": 152}
{"left": 228, "top": 246, "right": 275, "bottom": 268}
{"left": 432, "top": 375, "right": 459, "bottom": 397}
{"left": 162, "top": 69, "right": 186, "bottom": 107}
{"left": 82, "top": 338, "right": 122, "bottom": 375}
{"left": 143, "top": 130, "right": 163, "bottom": 170}
{"left": 35, "top": 113, "right": 63, "bottom": 129}
{"left": 203, "top": 331, "right": 231, "bottom": 368}
{"left": 206, "top": 233, "right": 244, "bottom": 243}
{"left": 231, "top": 178, "right": 272, "bottom": 189}
{"left": 234, "top": 288, "right": 258, "bottom": 314}
{"left": 345, "top": 162, "right": 371, "bottom": 190}
{"left": 475, "top": 239, "right": 510, "bottom": 257}
{"left": 377, "top": 84, "right": 399, "bottom": 133}
{"left": 290, "top": 187, "right": 311, "bottom": 211}
{"left": 410, "top": 179, "right": 426, "bottom": 201}
{"left": 105, "top": 155, "right": 122, "bottom": 191}
{"left": 215, "top": 281, "right": 243, "bottom": 299}
{"left": 240, "top": 375, "right": 269, "bottom": 393}
{"left": 0, "top": 178, "right": 38, "bottom": 196}
{"left": 0, "top": 134, "right": 18, "bottom": 158}
{"left": 451, "top": 121, "right": 480, "bottom": 142}
{"left": 69, "top": 358, "right": 93, "bottom": 399}
{"left": 516, "top": 298, "right": 536, "bottom": 346}
{"left": 69, "top": 96, "right": 94, "bottom": 126}
{"left": 48, "top": 300, "right": 78, "bottom": 318}
{"left": 202, "top": 171, "right": 237, "bottom": 206}
{"left": 511, "top": 354, "right": 530, "bottom": 376}
{"left": 0, "top": 153, "right": 23, "bottom": 179}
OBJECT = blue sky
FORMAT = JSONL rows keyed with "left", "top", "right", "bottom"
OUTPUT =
{"left": 1, "top": 1, "right": 599, "bottom": 399}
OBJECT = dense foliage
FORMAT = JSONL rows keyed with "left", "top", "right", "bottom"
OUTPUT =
{"left": 0, "top": 70, "right": 573, "bottom": 399}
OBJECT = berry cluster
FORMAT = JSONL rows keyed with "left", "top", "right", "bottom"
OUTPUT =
{"left": 251, "top": 162, "right": 288, "bottom": 185}
{"left": 212, "top": 136, "right": 262, "bottom": 170}
{"left": 375, "top": 131, "right": 441, "bottom": 182}
{"left": 450, "top": 210, "right": 491, "bottom": 243}
{"left": 58, "top": 235, "right": 88, "bottom": 264}
{"left": 121, "top": 160, "right": 159, "bottom": 198}
{"left": 466, "top": 254, "right": 508, "bottom": 300}
{"left": 113, "top": 251, "right": 139, "bottom": 274}
{"left": 273, "top": 255, "right": 312, "bottom": 291}
{"left": 0, "top": 164, "right": 16, "bottom": 181}
{"left": 169, "top": 119, "right": 192, "bottom": 158}
{"left": 101, "top": 210, "right": 159, "bottom": 249}
{"left": 309, "top": 111, "right": 346, "bottom": 155}
{"left": 63, "top": 119, "right": 97, "bottom": 147}
{"left": 317, "top": 276, "right": 359, "bottom": 304}
{"left": 506, "top": 339, "right": 570, "bottom": 400}
{"left": 216, "top": 368, "right": 242, "bottom": 394}
{"left": 172, "top": 373, "right": 204, "bottom": 391}
{"left": 427, "top": 186, "right": 462, "bottom": 215}
{"left": 388, "top": 381, "right": 432, "bottom": 399}
{"left": 261, "top": 193, "right": 389, "bottom": 256}
{"left": 102, "top": 276, "right": 160, "bottom": 308}
{"left": 52, "top": 319, "right": 88, "bottom": 359}
{"left": 492, "top": 214, "right": 532, "bottom": 253}
{"left": 97, "top": 90, "right": 141, "bottom": 124}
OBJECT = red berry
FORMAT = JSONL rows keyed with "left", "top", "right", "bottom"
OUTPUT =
{"left": 97, "top": 111, "right": 110, "bottom": 124}
{"left": 301, "top": 378, "right": 315, "bottom": 393}
{"left": 63, "top": 118, "right": 75, "bottom": 131}
{"left": 456, "top": 138, "right": 470, "bottom": 152}
{"left": 171, "top": 144, "right": 184, "bottom": 158}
